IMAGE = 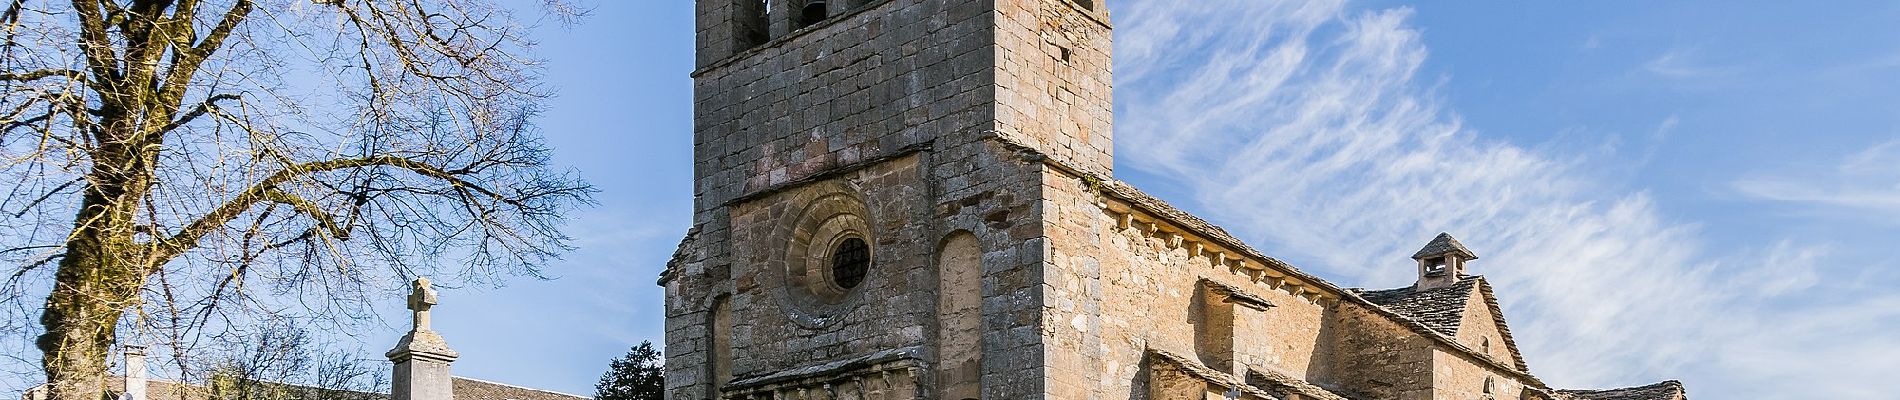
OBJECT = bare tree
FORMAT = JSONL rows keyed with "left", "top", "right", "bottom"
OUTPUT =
{"left": 200, "top": 319, "right": 387, "bottom": 400}
{"left": 0, "top": 1, "right": 592, "bottom": 400}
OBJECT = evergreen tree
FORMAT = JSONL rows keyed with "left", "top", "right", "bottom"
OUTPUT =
{"left": 595, "top": 341, "right": 665, "bottom": 400}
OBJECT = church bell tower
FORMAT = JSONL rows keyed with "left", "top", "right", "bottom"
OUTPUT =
{"left": 665, "top": 0, "right": 1114, "bottom": 399}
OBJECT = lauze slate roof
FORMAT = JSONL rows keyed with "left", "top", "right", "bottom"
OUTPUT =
{"left": 1355, "top": 275, "right": 1533, "bottom": 372}
{"left": 1412, "top": 232, "right": 1479, "bottom": 260}
{"left": 1557, "top": 380, "right": 1689, "bottom": 400}
{"left": 1356, "top": 277, "right": 1480, "bottom": 337}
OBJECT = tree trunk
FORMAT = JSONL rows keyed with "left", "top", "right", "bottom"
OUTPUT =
{"left": 38, "top": 137, "right": 156, "bottom": 400}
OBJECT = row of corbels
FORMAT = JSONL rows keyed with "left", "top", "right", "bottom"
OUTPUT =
{"left": 724, "top": 365, "right": 921, "bottom": 400}
{"left": 1099, "top": 198, "right": 1338, "bottom": 307}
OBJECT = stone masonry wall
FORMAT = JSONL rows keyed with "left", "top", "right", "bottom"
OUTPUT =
{"left": 925, "top": 139, "right": 1052, "bottom": 400}
{"left": 1429, "top": 292, "right": 1533, "bottom": 400}
{"left": 674, "top": 0, "right": 1118, "bottom": 398}
{"left": 722, "top": 156, "right": 930, "bottom": 375}
{"left": 690, "top": 0, "right": 995, "bottom": 208}
{"left": 1454, "top": 288, "right": 1515, "bottom": 373}
{"left": 993, "top": 0, "right": 1114, "bottom": 175}
{"left": 1313, "top": 303, "right": 1437, "bottom": 400}
{"left": 1033, "top": 162, "right": 1542, "bottom": 400}
{"left": 674, "top": 0, "right": 1635, "bottom": 398}
{"left": 674, "top": 0, "right": 1003, "bottom": 397}
{"left": 1036, "top": 169, "right": 1334, "bottom": 399}
{"left": 1430, "top": 347, "right": 1526, "bottom": 400}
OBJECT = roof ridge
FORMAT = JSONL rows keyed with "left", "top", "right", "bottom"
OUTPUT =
{"left": 453, "top": 376, "right": 592, "bottom": 399}
{"left": 1556, "top": 379, "right": 1689, "bottom": 400}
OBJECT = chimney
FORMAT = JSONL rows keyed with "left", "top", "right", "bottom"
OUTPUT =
{"left": 1412, "top": 232, "right": 1478, "bottom": 290}
{"left": 123, "top": 345, "right": 147, "bottom": 400}
{"left": 388, "top": 277, "right": 458, "bottom": 400}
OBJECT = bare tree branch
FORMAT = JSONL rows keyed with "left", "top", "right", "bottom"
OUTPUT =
{"left": 155, "top": 93, "right": 241, "bottom": 135}
{"left": 0, "top": 69, "right": 82, "bottom": 82}
{"left": 2, "top": 2, "right": 591, "bottom": 399}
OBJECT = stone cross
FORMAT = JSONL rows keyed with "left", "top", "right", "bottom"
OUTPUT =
{"left": 408, "top": 277, "right": 439, "bottom": 332}
{"left": 389, "top": 276, "right": 457, "bottom": 400}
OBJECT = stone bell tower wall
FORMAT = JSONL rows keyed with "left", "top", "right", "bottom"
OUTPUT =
{"left": 688, "top": 0, "right": 1112, "bottom": 211}
{"left": 672, "top": 0, "right": 1114, "bottom": 398}
{"left": 689, "top": 0, "right": 997, "bottom": 209}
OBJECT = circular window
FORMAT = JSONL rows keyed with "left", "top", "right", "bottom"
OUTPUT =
{"left": 771, "top": 188, "right": 875, "bottom": 329}
{"left": 830, "top": 237, "right": 870, "bottom": 290}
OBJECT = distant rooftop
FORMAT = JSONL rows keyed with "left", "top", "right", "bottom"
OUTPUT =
{"left": 27, "top": 375, "right": 589, "bottom": 400}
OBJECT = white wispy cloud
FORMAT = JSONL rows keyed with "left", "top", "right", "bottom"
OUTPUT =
{"left": 1115, "top": 1, "right": 1900, "bottom": 398}
{"left": 1644, "top": 47, "right": 1724, "bottom": 79}
{"left": 1734, "top": 141, "right": 1900, "bottom": 220}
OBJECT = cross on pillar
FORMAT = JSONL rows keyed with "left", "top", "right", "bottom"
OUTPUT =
{"left": 388, "top": 276, "right": 457, "bottom": 400}
{"left": 409, "top": 277, "right": 439, "bottom": 332}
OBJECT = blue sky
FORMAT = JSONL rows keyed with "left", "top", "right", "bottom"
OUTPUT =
{"left": 6, "top": 1, "right": 1898, "bottom": 399}
{"left": 429, "top": 1, "right": 1900, "bottom": 398}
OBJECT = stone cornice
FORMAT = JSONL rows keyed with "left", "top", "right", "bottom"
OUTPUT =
{"left": 721, "top": 347, "right": 922, "bottom": 397}
{"left": 386, "top": 330, "right": 459, "bottom": 363}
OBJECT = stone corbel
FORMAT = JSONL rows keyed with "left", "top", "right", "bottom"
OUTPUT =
{"left": 1201, "top": 279, "right": 1275, "bottom": 311}
{"left": 1300, "top": 291, "right": 1322, "bottom": 304}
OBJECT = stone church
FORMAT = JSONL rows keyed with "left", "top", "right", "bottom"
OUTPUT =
{"left": 659, "top": 0, "right": 1689, "bottom": 399}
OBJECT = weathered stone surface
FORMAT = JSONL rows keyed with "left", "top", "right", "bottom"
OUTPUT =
{"left": 391, "top": 278, "right": 458, "bottom": 400}
{"left": 666, "top": 1, "right": 1686, "bottom": 399}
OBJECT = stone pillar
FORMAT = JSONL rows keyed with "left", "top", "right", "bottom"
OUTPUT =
{"left": 123, "top": 346, "right": 146, "bottom": 400}
{"left": 388, "top": 277, "right": 458, "bottom": 400}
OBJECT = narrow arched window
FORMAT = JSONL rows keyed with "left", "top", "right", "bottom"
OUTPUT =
{"left": 937, "top": 232, "right": 983, "bottom": 399}
{"left": 709, "top": 296, "right": 734, "bottom": 390}
{"left": 735, "top": 0, "right": 770, "bottom": 49}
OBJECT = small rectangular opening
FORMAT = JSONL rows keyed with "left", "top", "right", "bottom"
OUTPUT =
{"left": 1423, "top": 256, "right": 1448, "bottom": 276}
{"left": 1046, "top": 40, "right": 1073, "bottom": 63}
{"left": 796, "top": 0, "right": 829, "bottom": 29}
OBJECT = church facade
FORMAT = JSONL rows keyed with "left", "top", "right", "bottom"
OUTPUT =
{"left": 659, "top": 0, "right": 1688, "bottom": 399}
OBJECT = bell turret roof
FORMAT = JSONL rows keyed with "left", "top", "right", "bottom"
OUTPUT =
{"left": 1412, "top": 232, "right": 1478, "bottom": 260}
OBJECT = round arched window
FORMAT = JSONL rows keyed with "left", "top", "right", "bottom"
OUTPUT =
{"left": 830, "top": 237, "right": 870, "bottom": 289}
